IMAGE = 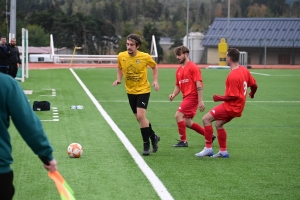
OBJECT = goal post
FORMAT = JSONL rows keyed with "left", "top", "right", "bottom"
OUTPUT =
{"left": 16, "top": 28, "right": 29, "bottom": 82}
{"left": 50, "top": 34, "right": 158, "bottom": 64}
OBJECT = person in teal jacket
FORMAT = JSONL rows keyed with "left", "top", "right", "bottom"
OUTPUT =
{"left": 0, "top": 73, "right": 57, "bottom": 200}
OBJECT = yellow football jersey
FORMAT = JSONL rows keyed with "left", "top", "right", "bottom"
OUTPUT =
{"left": 118, "top": 51, "right": 157, "bottom": 94}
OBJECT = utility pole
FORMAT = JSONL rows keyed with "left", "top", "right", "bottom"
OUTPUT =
{"left": 10, "top": 0, "right": 17, "bottom": 39}
{"left": 227, "top": 0, "right": 230, "bottom": 42}
{"left": 186, "top": 0, "right": 189, "bottom": 49}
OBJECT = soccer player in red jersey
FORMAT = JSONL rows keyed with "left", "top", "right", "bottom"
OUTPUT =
{"left": 169, "top": 46, "right": 215, "bottom": 147}
{"left": 195, "top": 48, "right": 258, "bottom": 158}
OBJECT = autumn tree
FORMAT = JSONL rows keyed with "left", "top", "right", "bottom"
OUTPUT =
{"left": 247, "top": 4, "right": 270, "bottom": 17}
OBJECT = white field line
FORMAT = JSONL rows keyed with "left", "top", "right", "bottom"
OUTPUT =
{"left": 250, "top": 72, "right": 270, "bottom": 76}
{"left": 98, "top": 100, "right": 300, "bottom": 103}
{"left": 250, "top": 72, "right": 300, "bottom": 77}
{"left": 40, "top": 107, "right": 59, "bottom": 122}
{"left": 69, "top": 68, "right": 174, "bottom": 200}
{"left": 271, "top": 75, "right": 300, "bottom": 76}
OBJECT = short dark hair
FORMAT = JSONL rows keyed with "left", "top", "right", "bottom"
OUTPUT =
{"left": 1, "top": 36, "right": 6, "bottom": 39}
{"left": 126, "top": 34, "right": 142, "bottom": 46}
{"left": 174, "top": 45, "right": 189, "bottom": 55}
{"left": 227, "top": 48, "right": 240, "bottom": 62}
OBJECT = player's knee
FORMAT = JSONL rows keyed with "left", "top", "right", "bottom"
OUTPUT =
{"left": 174, "top": 113, "right": 183, "bottom": 122}
{"left": 202, "top": 115, "right": 210, "bottom": 125}
{"left": 215, "top": 122, "right": 224, "bottom": 130}
{"left": 136, "top": 114, "right": 145, "bottom": 122}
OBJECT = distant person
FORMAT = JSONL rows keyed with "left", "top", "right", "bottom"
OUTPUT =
{"left": 112, "top": 33, "right": 160, "bottom": 156}
{"left": 8, "top": 38, "right": 21, "bottom": 78}
{"left": 0, "top": 36, "right": 10, "bottom": 74}
{"left": 195, "top": 48, "right": 258, "bottom": 158}
{"left": 0, "top": 73, "right": 57, "bottom": 200}
{"left": 169, "top": 45, "right": 215, "bottom": 147}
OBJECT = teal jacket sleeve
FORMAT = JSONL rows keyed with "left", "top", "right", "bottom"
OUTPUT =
{"left": 7, "top": 80, "right": 54, "bottom": 161}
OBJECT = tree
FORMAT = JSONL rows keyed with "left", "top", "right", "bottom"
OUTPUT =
{"left": 143, "top": 23, "right": 163, "bottom": 63}
{"left": 247, "top": 4, "right": 270, "bottom": 17}
{"left": 26, "top": 24, "right": 49, "bottom": 46}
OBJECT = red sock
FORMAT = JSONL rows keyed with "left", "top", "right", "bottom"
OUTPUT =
{"left": 177, "top": 121, "right": 186, "bottom": 142}
{"left": 190, "top": 123, "right": 204, "bottom": 135}
{"left": 204, "top": 125, "right": 213, "bottom": 148}
{"left": 217, "top": 129, "right": 227, "bottom": 151}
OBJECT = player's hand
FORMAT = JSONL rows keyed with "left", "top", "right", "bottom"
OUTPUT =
{"left": 152, "top": 81, "right": 159, "bottom": 91}
{"left": 169, "top": 94, "right": 175, "bottom": 101}
{"left": 112, "top": 80, "right": 121, "bottom": 86}
{"left": 249, "top": 92, "right": 254, "bottom": 98}
{"left": 44, "top": 159, "right": 57, "bottom": 172}
{"left": 198, "top": 100, "right": 205, "bottom": 112}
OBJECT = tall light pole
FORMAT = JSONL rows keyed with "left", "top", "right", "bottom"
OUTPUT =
{"left": 10, "top": 0, "right": 16, "bottom": 39}
{"left": 227, "top": 0, "right": 230, "bottom": 41}
{"left": 186, "top": 0, "right": 189, "bottom": 49}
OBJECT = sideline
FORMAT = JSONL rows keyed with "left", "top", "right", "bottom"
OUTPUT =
{"left": 69, "top": 68, "right": 174, "bottom": 200}
{"left": 98, "top": 100, "right": 300, "bottom": 103}
{"left": 250, "top": 72, "right": 270, "bottom": 76}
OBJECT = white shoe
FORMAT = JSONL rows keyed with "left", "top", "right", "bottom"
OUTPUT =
{"left": 212, "top": 152, "right": 230, "bottom": 158}
{"left": 195, "top": 148, "right": 214, "bottom": 157}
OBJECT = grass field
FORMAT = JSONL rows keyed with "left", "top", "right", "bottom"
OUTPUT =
{"left": 10, "top": 68, "right": 300, "bottom": 200}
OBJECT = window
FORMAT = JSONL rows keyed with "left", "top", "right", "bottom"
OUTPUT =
{"left": 278, "top": 54, "right": 290, "bottom": 64}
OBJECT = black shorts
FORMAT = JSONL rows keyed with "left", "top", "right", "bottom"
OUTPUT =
{"left": 0, "top": 170, "right": 15, "bottom": 200}
{"left": 127, "top": 93, "right": 150, "bottom": 114}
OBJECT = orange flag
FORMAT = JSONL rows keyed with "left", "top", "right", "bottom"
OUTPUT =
{"left": 48, "top": 171, "right": 76, "bottom": 200}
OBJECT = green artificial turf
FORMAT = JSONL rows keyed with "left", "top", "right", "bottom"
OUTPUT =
{"left": 10, "top": 68, "right": 300, "bottom": 200}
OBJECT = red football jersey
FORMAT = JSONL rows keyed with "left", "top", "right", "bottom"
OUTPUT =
{"left": 223, "top": 66, "right": 256, "bottom": 117}
{"left": 175, "top": 61, "right": 203, "bottom": 98}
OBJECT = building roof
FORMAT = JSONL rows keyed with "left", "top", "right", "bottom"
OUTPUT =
{"left": 201, "top": 18, "right": 300, "bottom": 48}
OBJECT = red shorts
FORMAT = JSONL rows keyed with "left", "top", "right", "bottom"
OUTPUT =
{"left": 210, "top": 104, "right": 234, "bottom": 122}
{"left": 177, "top": 95, "right": 198, "bottom": 119}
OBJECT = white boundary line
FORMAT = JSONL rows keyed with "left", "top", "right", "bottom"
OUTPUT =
{"left": 69, "top": 68, "right": 174, "bottom": 200}
{"left": 40, "top": 107, "right": 59, "bottom": 122}
{"left": 250, "top": 72, "right": 270, "bottom": 76}
{"left": 98, "top": 100, "right": 300, "bottom": 103}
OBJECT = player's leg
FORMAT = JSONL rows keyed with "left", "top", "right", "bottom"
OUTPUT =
{"left": 0, "top": 170, "right": 15, "bottom": 200}
{"left": 173, "top": 111, "right": 188, "bottom": 147}
{"left": 185, "top": 118, "right": 203, "bottom": 135}
{"left": 195, "top": 104, "right": 232, "bottom": 158}
{"left": 195, "top": 111, "right": 215, "bottom": 157}
{"left": 173, "top": 97, "right": 197, "bottom": 147}
{"left": 185, "top": 118, "right": 217, "bottom": 143}
{"left": 136, "top": 93, "right": 160, "bottom": 155}
{"left": 211, "top": 119, "right": 232, "bottom": 158}
{"left": 138, "top": 93, "right": 160, "bottom": 149}
{"left": 127, "top": 94, "right": 150, "bottom": 155}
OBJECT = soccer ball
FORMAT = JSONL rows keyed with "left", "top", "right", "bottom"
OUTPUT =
{"left": 67, "top": 143, "right": 83, "bottom": 158}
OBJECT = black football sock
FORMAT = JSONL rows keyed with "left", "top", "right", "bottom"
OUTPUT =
{"left": 140, "top": 127, "right": 150, "bottom": 143}
{"left": 149, "top": 123, "right": 156, "bottom": 139}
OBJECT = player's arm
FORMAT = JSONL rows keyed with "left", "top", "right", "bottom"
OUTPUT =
{"left": 169, "top": 85, "right": 180, "bottom": 101}
{"left": 151, "top": 65, "right": 159, "bottom": 91}
{"left": 248, "top": 83, "right": 258, "bottom": 98}
{"left": 213, "top": 95, "right": 238, "bottom": 102}
{"left": 196, "top": 80, "right": 205, "bottom": 112}
{"left": 112, "top": 67, "right": 123, "bottom": 86}
{"left": 8, "top": 79, "right": 55, "bottom": 168}
{"left": 248, "top": 75, "right": 258, "bottom": 98}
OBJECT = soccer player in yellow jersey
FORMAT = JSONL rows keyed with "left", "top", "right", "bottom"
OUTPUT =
{"left": 112, "top": 34, "right": 160, "bottom": 156}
